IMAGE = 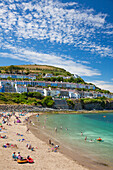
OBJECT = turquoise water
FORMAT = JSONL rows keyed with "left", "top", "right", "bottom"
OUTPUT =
{"left": 32, "top": 113, "right": 113, "bottom": 167}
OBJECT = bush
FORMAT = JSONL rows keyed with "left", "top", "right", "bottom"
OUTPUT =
{"left": 66, "top": 99, "right": 75, "bottom": 108}
{"left": 33, "top": 92, "right": 43, "bottom": 99}
{"left": 42, "top": 96, "right": 54, "bottom": 107}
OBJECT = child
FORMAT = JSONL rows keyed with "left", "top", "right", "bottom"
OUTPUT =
{"left": 12, "top": 152, "right": 17, "bottom": 161}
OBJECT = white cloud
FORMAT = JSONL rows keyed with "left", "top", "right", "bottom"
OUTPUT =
{"left": 89, "top": 80, "right": 113, "bottom": 93}
{"left": 76, "top": 60, "right": 90, "bottom": 64}
{"left": 0, "top": 44, "right": 101, "bottom": 77}
{"left": 103, "top": 31, "right": 113, "bottom": 35}
{"left": 0, "top": 0, "right": 113, "bottom": 58}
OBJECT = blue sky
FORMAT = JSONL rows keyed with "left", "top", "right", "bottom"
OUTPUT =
{"left": 0, "top": 0, "right": 113, "bottom": 92}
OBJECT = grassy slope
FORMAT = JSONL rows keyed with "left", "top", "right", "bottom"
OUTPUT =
{"left": 0, "top": 64, "right": 72, "bottom": 76}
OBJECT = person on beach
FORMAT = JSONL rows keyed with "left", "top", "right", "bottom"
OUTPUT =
{"left": 14, "top": 119, "right": 16, "bottom": 124}
{"left": 18, "top": 155, "right": 22, "bottom": 160}
{"left": 26, "top": 127, "right": 29, "bottom": 133}
{"left": 49, "top": 139, "right": 51, "bottom": 145}
{"left": 26, "top": 144, "right": 28, "bottom": 148}
{"left": 27, "top": 155, "right": 30, "bottom": 159}
{"left": 17, "top": 152, "right": 22, "bottom": 160}
{"left": 12, "top": 152, "right": 17, "bottom": 161}
{"left": 28, "top": 144, "right": 32, "bottom": 149}
{"left": 54, "top": 147, "right": 58, "bottom": 152}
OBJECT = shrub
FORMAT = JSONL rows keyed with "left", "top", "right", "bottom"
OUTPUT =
{"left": 42, "top": 96, "right": 54, "bottom": 107}
{"left": 66, "top": 99, "right": 75, "bottom": 108}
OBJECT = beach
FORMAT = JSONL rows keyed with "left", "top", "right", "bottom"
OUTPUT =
{"left": 29, "top": 113, "right": 113, "bottom": 170}
{"left": 0, "top": 111, "right": 88, "bottom": 170}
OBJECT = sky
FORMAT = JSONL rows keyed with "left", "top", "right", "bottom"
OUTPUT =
{"left": 0, "top": 0, "right": 113, "bottom": 92}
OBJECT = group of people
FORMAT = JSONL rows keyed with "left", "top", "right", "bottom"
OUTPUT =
{"left": 81, "top": 132, "right": 102, "bottom": 142}
{"left": 12, "top": 152, "right": 22, "bottom": 161}
{"left": 48, "top": 139, "right": 59, "bottom": 152}
{"left": 0, "top": 134, "right": 7, "bottom": 139}
{"left": 26, "top": 144, "right": 34, "bottom": 151}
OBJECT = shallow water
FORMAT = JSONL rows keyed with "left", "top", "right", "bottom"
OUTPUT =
{"left": 32, "top": 113, "right": 113, "bottom": 168}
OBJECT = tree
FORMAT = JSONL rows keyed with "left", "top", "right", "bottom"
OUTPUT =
{"left": 26, "top": 68, "right": 30, "bottom": 75}
{"left": 42, "top": 96, "right": 55, "bottom": 107}
{"left": 66, "top": 99, "right": 75, "bottom": 109}
{"left": 8, "top": 65, "right": 15, "bottom": 74}
{"left": 33, "top": 92, "right": 43, "bottom": 99}
{"left": 68, "top": 77, "right": 75, "bottom": 83}
{"left": 56, "top": 77, "right": 63, "bottom": 82}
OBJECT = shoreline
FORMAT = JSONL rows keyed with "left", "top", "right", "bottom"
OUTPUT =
{"left": 0, "top": 103, "right": 113, "bottom": 114}
{"left": 37, "top": 109, "right": 113, "bottom": 114}
{"left": 28, "top": 112, "right": 113, "bottom": 170}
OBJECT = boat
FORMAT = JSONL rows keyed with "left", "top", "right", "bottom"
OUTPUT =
{"left": 27, "top": 157, "right": 34, "bottom": 163}
{"left": 97, "top": 138, "right": 102, "bottom": 141}
{"left": 17, "top": 159, "right": 28, "bottom": 164}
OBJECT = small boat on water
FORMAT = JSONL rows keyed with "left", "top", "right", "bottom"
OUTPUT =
{"left": 97, "top": 137, "right": 102, "bottom": 141}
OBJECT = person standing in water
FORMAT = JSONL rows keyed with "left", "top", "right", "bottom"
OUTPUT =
{"left": 55, "top": 127, "right": 57, "bottom": 132}
{"left": 85, "top": 136, "right": 87, "bottom": 141}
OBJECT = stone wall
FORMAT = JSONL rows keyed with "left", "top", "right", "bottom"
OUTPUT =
{"left": 53, "top": 99, "right": 69, "bottom": 109}
{"left": 82, "top": 101, "right": 113, "bottom": 110}
{"left": 0, "top": 105, "right": 43, "bottom": 112}
{"left": 0, "top": 100, "right": 113, "bottom": 112}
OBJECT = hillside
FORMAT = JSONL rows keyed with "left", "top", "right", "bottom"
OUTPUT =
{"left": 0, "top": 64, "right": 111, "bottom": 93}
{"left": 0, "top": 64, "right": 72, "bottom": 77}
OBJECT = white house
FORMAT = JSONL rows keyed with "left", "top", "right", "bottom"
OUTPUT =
{"left": 84, "top": 91, "right": 93, "bottom": 98}
{"left": 49, "top": 88, "right": 60, "bottom": 97}
{"left": 110, "top": 94, "right": 113, "bottom": 98}
{"left": 27, "top": 87, "right": 44, "bottom": 96}
{"left": 43, "top": 89, "right": 51, "bottom": 96}
{"left": 43, "top": 88, "right": 60, "bottom": 97}
{"left": 0, "top": 74, "right": 36, "bottom": 80}
{"left": 15, "top": 84, "right": 27, "bottom": 93}
{"left": 44, "top": 73, "right": 53, "bottom": 78}
{"left": 69, "top": 90, "right": 76, "bottom": 98}
{"left": 100, "top": 93, "right": 111, "bottom": 98}
{"left": 74, "top": 91, "right": 81, "bottom": 99}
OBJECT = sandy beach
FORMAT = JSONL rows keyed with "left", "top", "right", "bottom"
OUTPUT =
{"left": 0, "top": 111, "right": 88, "bottom": 170}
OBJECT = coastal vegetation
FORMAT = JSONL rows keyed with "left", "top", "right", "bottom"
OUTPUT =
{"left": 66, "top": 99, "right": 75, "bottom": 109}
{"left": 0, "top": 92, "right": 113, "bottom": 110}
{"left": 80, "top": 96, "right": 107, "bottom": 104}
{"left": 0, "top": 92, "right": 55, "bottom": 108}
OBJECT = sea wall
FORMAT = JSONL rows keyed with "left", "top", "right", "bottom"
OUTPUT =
{"left": 81, "top": 101, "right": 113, "bottom": 110}
{"left": 53, "top": 99, "right": 69, "bottom": 109}
{"left": 0, "top": 100, "right": 113, "bottom": 112}
{"left": 0, "top": 104, "right": 47, "bottom": 112}
{"left": 83, "top": 103, "right": 103, "bottom": 110}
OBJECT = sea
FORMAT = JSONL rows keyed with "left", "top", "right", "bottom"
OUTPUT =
{"left": 31, "top": 112, "right": 113, "bottom": 169}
